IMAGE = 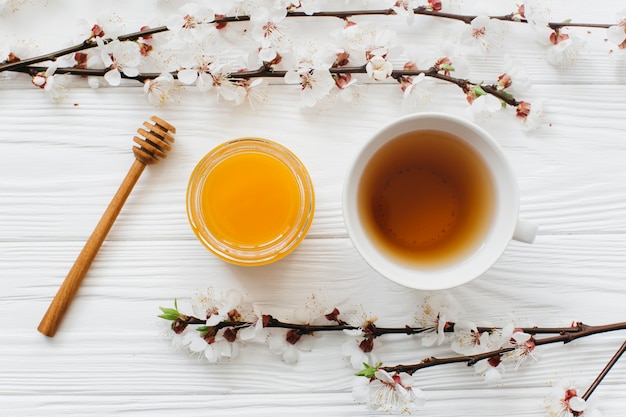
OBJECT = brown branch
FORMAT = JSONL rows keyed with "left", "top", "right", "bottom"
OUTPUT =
{"left": 173, "top": 312, "right": 619, "bottom": 341}
{"left": 380, "top": 322, "right": 626, "bottom": 375}
{"left": 0, "top": 8, "right": 618, "bottom": 75}
{"left": 581, "top": 340, "right": 626, "bottom": 401}
{"left": 14, "top": 62, "right": 523, "bottom": 107}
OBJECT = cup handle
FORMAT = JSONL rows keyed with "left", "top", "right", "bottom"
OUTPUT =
{"left": 513, "top": 218, "right": 538, "bottom": 244}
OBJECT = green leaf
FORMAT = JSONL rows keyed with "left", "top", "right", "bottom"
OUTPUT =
{"left": 356, "top": 362, "right": 382, "bottom": 378}
{"left": 441, "top": 64, "right": 455, "bottom": 72}
{"left": 196, "top": 326, "right": 210, "bottom": 333}
{"left": 472, "top": 85, "right": 487, "bottom": 97}
{"left": 158, "top": 306, "right": 181, "bottom": 321}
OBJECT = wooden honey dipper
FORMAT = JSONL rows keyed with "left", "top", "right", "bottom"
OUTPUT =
{"left": 38, "top": 116, "right": 176, "bottom": 337}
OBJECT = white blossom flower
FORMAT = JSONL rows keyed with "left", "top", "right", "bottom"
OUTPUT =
{"left": 283, "top": 42, "right": 337, "bottom": 106}
{"left": 499, "top": 55, "right": 532, "bottom": 94}
{"left": 438, "top": 41, "right": 470, "bottom": 78}
{"left": 607, "top": 10, "right": 626, "bottom": 49}
{"left": 545, "top": 380, "right": 602, "bottom": 417}
{"left": 414, "top": 294, "right": 461, "bottom": 347}
{"left": 97, "top": 39, "right": 141, "bottom": 86}
{"left": 516, "top": 98, "right": 547, "bottom": 131}
{"left": 546, "top": 32, "right": 584, "bottom": 67}
{"left": 183, "top": 61, "right": 246, "bottom": 104}
{"left": 450, "top": 322, "right": 494, "bottom": 355}
{"left": 334, "top": 22, "right": 398, "bottom": 66}
{"left": 176, "top": 55, "right": 215, "bottom": 92}
{"left": 352, "top": 370, "right": 426, "bottom": 414}
{"left": 293, "top": 0, "right": 324, "bottom": 15}
{"left": 166, "top": 2, "right": 216, "bottom": 43}
{"left": 232, "top": 77, "right": 270, "bottom": 111}
{"left": 341, "top": 338, "right": 379, "bottom": 370}
{"left": 170, "top": 288, "right": 263, "bottom": 363}
{"left": 520, "top": 0, "right": 554, "bottom": 42}
{"left": 0, "top": 40, "right": 12, "bottom": 63}
{"left": 181, "top": 327, "right": 239, "bottom": 363}
{"left": 285, "top": 68, "right": 335, "bottom": 107}
{"left": 473, "top": 355, "right": 506, "bottom": 386}
{"left": 460, "top": 15, "right": 508, "bottom": 52}
{"left": 333, "top": 73, "right": 367, "bottom": 103}
{"left": 469, "top": 93, "right": 503, "bottom": 123}
{"left": 32, "top": 73, "right": 70, "bottom": 103}
{"left": 237, "top": 303, "right": 268, "bottom": 341}
{"left": 31, "top": 61, "right": 73, "bottom": 103}
{"left": 392, "top": 1, "right": 421, "bottom": 25}
{"left": 366, "top": 52, "right": 394, "bottom": 81}
{"left": 143, "top": 72, "right": 178, "bottom": 107}
{"left": 401, "top": 73, "right": 431, "bottom": 112}
{"left": 73, "top": 16, "right": 123, "bottom": 44}
{"left": 192, "top": 288, "right": 245, "bottom": 324}
{"left": 268, "top": 329, "right": 315, "bottom": 364}
{"left": 249, "top": 2, "right": 290, "bottom": 63}
{"left": 504, "top": 329, "right": 539, "bottom": 369}
{"left": 520, "top": 0, "right": 549, "bottom": 25}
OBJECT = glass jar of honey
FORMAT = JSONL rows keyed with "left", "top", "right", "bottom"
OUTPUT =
{"left": 186, "top": 138, "right": 315, "bottom": 266}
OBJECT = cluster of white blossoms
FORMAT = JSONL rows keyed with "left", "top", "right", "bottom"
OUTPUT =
{"left": 158, "top": 287, "right": 614, "bottom": 415}
{"left": 2, "top": 1, "right": 625, "bottom": 130}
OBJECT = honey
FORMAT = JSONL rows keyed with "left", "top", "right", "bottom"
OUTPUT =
{"left": 187, "top": 138, "right": 315, "bottom": 266}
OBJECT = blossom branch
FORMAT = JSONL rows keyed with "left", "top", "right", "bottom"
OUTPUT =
{"left": 163, "top": 303, "right": 615, "bottom": 341}
{"left": 13, "top": 63, "right": 522, "bottom": 107}
{"left": 0, "top": 7, "right": 619, "bottom": 75}
{"left": 158, "top": 289, "right": 626, "bottom": 414}
{"left": 379, "top": 321, "right": 626, "bottom": 375}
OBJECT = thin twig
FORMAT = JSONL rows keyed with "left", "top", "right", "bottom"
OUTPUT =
{"left": 581, "top": 339, "right": 626, "bottom": 401}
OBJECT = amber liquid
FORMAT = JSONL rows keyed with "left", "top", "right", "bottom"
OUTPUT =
{"left": 358, "top": 130, "right": 495, "bottom": 268}
{"left": 201, "top": 151, "right": 301, "bottom": 248}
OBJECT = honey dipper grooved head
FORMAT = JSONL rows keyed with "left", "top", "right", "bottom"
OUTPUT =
{"left": 133, "top": 116, "right": 176, "bottom": 165}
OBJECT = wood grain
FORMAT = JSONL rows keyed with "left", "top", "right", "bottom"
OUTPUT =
{"left": 2, "top": 1, "right": 626, "bottom": 415}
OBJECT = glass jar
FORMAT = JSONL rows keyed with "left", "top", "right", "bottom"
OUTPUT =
{"left": 186, "top": 138, "right": 315, "bottom": 266}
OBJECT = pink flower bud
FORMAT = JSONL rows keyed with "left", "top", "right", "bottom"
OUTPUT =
{"left": 403, "top": 61, "right": 418, "bottom": 71}
{"left": 334, "top": 73, "right": 352, "bottom": 89}
{"left": 139, "top": 26, "right": 153, "bottom": 40}
{"left": 498, "top": 73, "right": 512, "bottom": 89}
{"left": 214, "top": 14, "right": 228, "bottom": 30}
{"left": 428, "top": 0, "right": 442, "bottom": 12}
{"left": 223, "top": 328, "right": 237, "bottom": 342}
{"left": 325, "top": 307, "right": 341, "bottom": 322}
{"left": 359, "top": 337, "right": 374, "bottom": 353}
{"left": 31, "top": 74, "right": 47, "bottom": 88}
{"left": 91, "top": 24, "right": 105, "bottom": 39}
{"left": 516, "top": 101, "right": 531, "bottom": 119}
{"left": 286, "top": 329, "right": 302, "bottom": 345}
{"left": 549, "top": 30, "right": 570, "bottom": 45}
{"left": 171, "top": 318, "right": 188, "bottom": 334}
{"left": 334, "top": 50, "right": 350, "bottom": 67}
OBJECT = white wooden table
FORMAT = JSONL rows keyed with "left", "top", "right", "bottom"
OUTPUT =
{"left": 2, "top": 2, "right": 626, "bottom": 416}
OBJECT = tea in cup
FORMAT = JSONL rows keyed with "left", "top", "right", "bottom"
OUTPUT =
{"left": 343, "top": 113, "right": 537, "bottom": 290}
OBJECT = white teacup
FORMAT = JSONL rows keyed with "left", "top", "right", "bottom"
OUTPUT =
{"left": 343, "top": 113, "right": 537, "bottom": 290}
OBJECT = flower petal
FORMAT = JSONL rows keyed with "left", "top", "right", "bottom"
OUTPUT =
{"left": 104, "top": 69, "right": 121, "bottom": 86}
{"left": 178, "top": 69, "right": 199, "bottom": 85}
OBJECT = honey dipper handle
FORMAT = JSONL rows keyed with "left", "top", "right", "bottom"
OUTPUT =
{"left": 38, "top": 159, "right": 147, "bottom": 337}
